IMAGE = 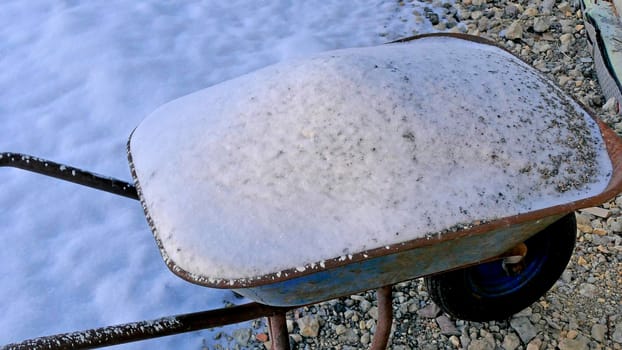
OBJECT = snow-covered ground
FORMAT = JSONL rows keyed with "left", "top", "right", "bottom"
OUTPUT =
{"left": 0, "top": 1, "right": 452, "bottom": 348}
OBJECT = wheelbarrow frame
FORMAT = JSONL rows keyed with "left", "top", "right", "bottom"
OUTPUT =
{"left": 3, "top": 33, "right": 622, "bottom": 349}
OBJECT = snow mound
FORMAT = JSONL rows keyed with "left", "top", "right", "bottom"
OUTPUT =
{"left": 129, "top": 36, "right": 611, "bottom": 281}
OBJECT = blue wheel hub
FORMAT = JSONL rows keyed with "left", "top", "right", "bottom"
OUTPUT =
{"left": 467, "top": 238, "right": 549, "bottom": 297}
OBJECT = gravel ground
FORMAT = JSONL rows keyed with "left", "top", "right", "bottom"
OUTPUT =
{"left": 204, "top": 0, "right": 622, "bottom": 349}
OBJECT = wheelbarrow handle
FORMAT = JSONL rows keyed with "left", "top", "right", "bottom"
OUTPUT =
{"left": 0, "top": 152, "right": 138, "bottom": 200}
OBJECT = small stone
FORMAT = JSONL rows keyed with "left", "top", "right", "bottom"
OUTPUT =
{"left": 368, "top": 306, "right": 378, "bottom": 320}
{"left": 524, "top": 7, "right": 538, "bottom": 16}
{"left": 591, "top": 324, "right": 607, "bottom": 342}
{"left": 567, "top": 330, "right": 579, "bottom": 339}
{"left": 338, "top": 328, "right": 360, "bottom": 344}
{"left": 360, "top": 332, "right": 371, "bottom": 345}
{"left": 335, "top": 324, "right": 347, "bottom": 335}
{"left": 582, "top": 207, "right": 611, "bottom": 218}
{"left": 613, "top": 322, "right": 622, "bottom": 343}
{"left": 526, "top": 338, "right": 542, "bottom": 350}
{"left": 436, "top": 315, "right": 461, "bottom": 336}
{"left": 558, "top": 338, "right": 588, "bottom": 350}
{"left": 579, "top": 283, "right": 598, "bottom": 297}
{"left": 530, "top": 313, "right": 542, "bottom": 323}
{"left": 256, "top": 333, "right": 269, "bottom": 342}
{"left": 459, "top": 10, "right": 472, "bottom": 20}
{"left": 349, "top": 295, "right": 365, "bottom": 302}
{"left": 285, "top": 319, "right": 294, "bottom": 333}
{"left": 408, "top": 302, "right": 419, "bottom": 313}
{"left": 450, "top": 335, "right": 461, "bottom": 348}
{"left": 577, "top": 256, "right": 589, "bottom": 267}
{"left": 418, "top": 303, "right": 442, "bottom": 318}
{"left": 468, "top": 338, "right": 495, "bottom": 350}
{"left": 514, "top": 307, "right": 533, "bottom": 317}
{"left": 510, "top": 317, "right": 538, "bottom": 343}
{"left": 575, "top": 213, "right": 591, "bottom": 225}
{"left": 290, "top": 334, "right": 303, "bottom": 343}
{"left": 593, "top": 228, "right": 608, "bottom": 236}
{"left": 558, "top": 2, "right": 572, "bottom": 13}
{"left": 560, "top": 33, "right": 574, "bottom": 45}
{"left": 471, "top": 11, "right": 483, "bottom": 20}
{"left": 603, "top": 97, "right": 619, "bottom": 113}
{"left": 505, "top": 4, "right": 519, "bottom": 17}
{"left": 541, "top": 0, "right": 555, "bottom": 14}
{"left": 532, "top": 41, "right": 551, "bottom": 54}
{"left": 297, "top": 315, "right": 320, "bottom": 337}
{"left": 461, "top": 333, "right": 472, "bottom": 349}
{"left": 502, "top": 333, "right": 521, "bottom": 350}
{"left": 232, "top": 328, "right": 252, "bottom": 347}
{"left": 426, "top": 12, "right": 440, "bottom": 25}
{"left": 560, "top": 19, "right": 575, "bottom": 33}
{"left": 561, "top": 270, "right": 573, "bottom": 283}
{"left": 505, "top": 20, "right": 523, "bottom": 40}
{"left": 558, "top": 75, "right": 571, "bottom": 86}
{"left": 577, "top": 224, "right": 593, "bottom": 234}
{"left": 533, "top": 17, "right": 551, "bottom": 32}
{"left": 359, "top": 300, "right": 372, "bottom": 313}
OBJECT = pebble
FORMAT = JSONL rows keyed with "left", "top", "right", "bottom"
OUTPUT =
{"left": 360, "top": 332, "right": 370, "bottom": 345}
{"left": 533, "top": 16, "right": 550, "bottom": 32}
{"left": 468, "top": 338, "right": 495, "bottom": 350}
{"left": 338, "top": 328, "right": 359, "bottom": 344}
{"left": 297, "top": 315, "right": 320, "bottom": 337}
{"left": 504, "top": 20, "right": 523, "bottom": 39}
{"left": 510, "top": 317, "right": 538, "bottom": 343}
{"left": 502, "top": 333, "right": 521, "bottom": 350}
{"left": 591, "top": 323, "right": 607, "bottom": 342}
{"left": 558, "top": 337, "right": 588, "bottom": 350}
{"left": 450, "top": 335, "right": 461, "bottom": 348}
{"left": 359, "top": 300, "right": 372, "bottom": 313}
{"left": 526, "top": 338, "right": 542, "bottom": 350}
{"left": 436, "top": 314, "right": 461, "bottom": 336}
{"left": 578, "top": 283, "right": 598, "bottom": 297}
{"left": 613, "top": 322, "right": 622, "bottom": 343}
{"left": 418, "top": 303, "right": 442, "bottom": 318}
{"left": 567, "top": 329, "right": 579, "bottom": 339}
{"left": 290, "top": 334, "right": 302, "bottom": 343}
{"left": 541, "top": 0, "right": 555, "bottom": 14}
{"left": 582, "top": 207, "right": 611, "bottom": 218}
{"left": 232, "top": 328, "right": 252, "bottom": 347}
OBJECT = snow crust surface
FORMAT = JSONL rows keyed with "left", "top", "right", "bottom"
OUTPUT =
{"left": 0, "top": 1, "right": 447, "bottom": 348}
{"left": 131, "top": 37, "right": 612, "bottom": 281}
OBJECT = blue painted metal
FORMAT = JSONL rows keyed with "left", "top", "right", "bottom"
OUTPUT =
{"left": 467, "top": 238, "right": 548, "bottom": 297}
{"left": 235, "top": 216, "right": 561, "bottom": 306}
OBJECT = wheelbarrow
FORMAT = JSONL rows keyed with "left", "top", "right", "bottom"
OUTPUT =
{"left": 3, "top": 33, "right": 622, "bottom": 350}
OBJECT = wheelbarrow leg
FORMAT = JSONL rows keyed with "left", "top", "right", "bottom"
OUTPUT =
{"left": 370, "top": 285, "right": 393, "bottom": 350}
{"left": 268, "top": 313, "right": 290, "bottom": 350}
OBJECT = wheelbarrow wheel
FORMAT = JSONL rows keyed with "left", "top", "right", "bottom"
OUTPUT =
{"left": 424, "top": 213, "right": 577, "bottom": 321}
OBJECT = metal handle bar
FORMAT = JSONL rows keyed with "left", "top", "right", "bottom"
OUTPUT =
{"left": 0, "top": 153, "right": 138, "bottom": 200}
{"left": 1, "top": 302, "right": 293, "bottom": 350}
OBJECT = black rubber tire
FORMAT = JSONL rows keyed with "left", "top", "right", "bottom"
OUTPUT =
{"left": 424, "top": 213, "right": 577, "bottom": 321}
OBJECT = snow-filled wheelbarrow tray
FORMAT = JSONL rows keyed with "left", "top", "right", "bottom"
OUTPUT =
{"left": 128, "top": 34, "right": 622, "bottom": 306}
